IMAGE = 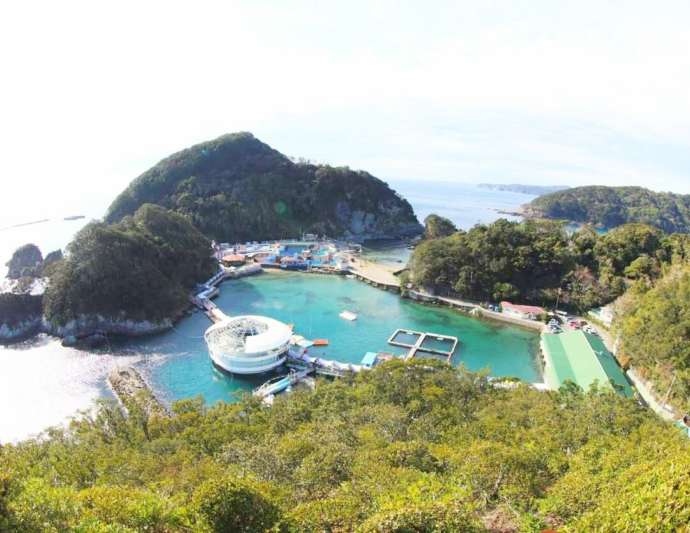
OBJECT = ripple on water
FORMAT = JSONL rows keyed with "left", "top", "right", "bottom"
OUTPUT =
{"left": 0, "top": 335, "right": 143, "bottom": 443}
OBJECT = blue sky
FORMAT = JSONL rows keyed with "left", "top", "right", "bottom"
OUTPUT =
{"left": 1, "top": 0, "right": 689, "bottom": 225}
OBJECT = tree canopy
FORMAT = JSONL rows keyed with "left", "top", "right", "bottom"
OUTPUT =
{"left": 105, "top": 132, "right": 422, "bottom": 243}
{"left": 408, "top": 218, "right": 686, "bottom": 311}
{"left": 526, "top": 185, "right": 690, "bottom": 233}
{"left": 616, "top": 264, "right": 690, "bottom": 413}
{"left": 1, "top": 361, "right": 687, "bottom": 531}
{"left": 423, "top": 214, "right": 457, "bottom": 239}
{"left": 43, "top": 204, "right": 216, "bottom": 326}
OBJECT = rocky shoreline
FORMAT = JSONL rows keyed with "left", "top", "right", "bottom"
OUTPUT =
{"left": 0, "top": 312, "right": 177, "bottom": 346}
{"left": 0, "top": 317, "right": 44, "bottom": 343}
{"left": 108, "top": 366, "right": 167, "bottom": 417}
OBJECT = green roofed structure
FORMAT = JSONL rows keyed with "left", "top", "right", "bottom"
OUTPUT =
{"left": 541, "top": 330, "right": 633, "bottom": 397}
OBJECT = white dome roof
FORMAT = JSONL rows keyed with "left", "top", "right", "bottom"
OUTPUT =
{"left": 205, "top": 315, "right": 292, "bottom": 357}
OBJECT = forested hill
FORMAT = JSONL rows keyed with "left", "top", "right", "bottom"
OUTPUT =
{"left": 524, "top": 185, "right": 690, "bottom": 232}
{"left": 106, "top": 132, "right": 422, "bottom": 242}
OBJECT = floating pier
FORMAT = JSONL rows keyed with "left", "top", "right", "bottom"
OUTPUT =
{"left": 387, "top": 328, "right": 458, "bottom": 363}
{"left": 286, "top": 349, "right": 366, "bottom": 377}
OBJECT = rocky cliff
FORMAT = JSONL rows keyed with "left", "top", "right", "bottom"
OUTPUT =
{"left": 105, "top": 132, "right": 423, "bottom": 242}
{"left": 5, "top": 244, "right": 43, "bottom": 279}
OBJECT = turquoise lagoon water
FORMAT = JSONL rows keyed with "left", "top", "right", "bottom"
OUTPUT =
{"left": 0, "top": 183, "right": 542, "bottom": 441}
{"left": 115, "top": 272, "right": 541, "bottom": 406}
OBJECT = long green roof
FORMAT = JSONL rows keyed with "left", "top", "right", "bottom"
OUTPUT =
{"left": 542, "top": 331, "right": 633, "bottom": 397}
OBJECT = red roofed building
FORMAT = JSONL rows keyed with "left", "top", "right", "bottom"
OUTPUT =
{"left": 500, "top": 301, "right": 545, "bottom": 321}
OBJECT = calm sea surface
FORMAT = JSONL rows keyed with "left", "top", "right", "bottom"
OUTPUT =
{"left": 0, "top": 183, "right": 539, "bottom": 442}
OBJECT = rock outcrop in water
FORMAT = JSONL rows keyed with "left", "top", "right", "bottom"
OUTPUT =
{"left": 108, "top": 366, "right": 167, "bottom": 418}
{"left": 105, "top": 132, "right": 423, "bottom": 243}
{"left": 5, "top": 244, "right": 43, "bottom": 279}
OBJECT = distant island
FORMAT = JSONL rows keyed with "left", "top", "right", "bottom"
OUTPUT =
{"left": 106, "top": 132, "right": 423, "bottom": 243}
{"left": 524, "top": 185, "right": 690, "bottom": 233}
{"left": 478, "top": 183, "right": 569, "bottom": 195}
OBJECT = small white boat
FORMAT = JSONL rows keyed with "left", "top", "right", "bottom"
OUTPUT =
{"left": 253, "top": 375, "right": 292, "bottom": 399}
{"left": 339, "top": 310, "right": 358, "bottom": 321}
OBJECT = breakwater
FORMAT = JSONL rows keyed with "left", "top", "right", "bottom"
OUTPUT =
{"left": 108, "top": 366, "right": 167, "bottom": 417}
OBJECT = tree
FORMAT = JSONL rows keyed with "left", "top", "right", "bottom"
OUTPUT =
{"left": 43, "top": 204, "right": 216, "bottom": 326}
{"left": 192, "top": 476, "right": 282, "bottom": 532}
{"left": 423, "top": 214, "right": 457, "bottom": 240}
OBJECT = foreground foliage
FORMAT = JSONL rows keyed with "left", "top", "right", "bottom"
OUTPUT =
{"left": 526, "top": 185, "right": 690, "bottom": 233}
{"left": 44, "top": 204, "right": 216, "bottom": 326}
{"left": 617, "top": 264, "right": 690, "bottom": 413}
{"left": 1, "top": 361, "right": 686, "bottom": 532}
{"left": 408, "top": 218, "right": 688, "bottom": 311}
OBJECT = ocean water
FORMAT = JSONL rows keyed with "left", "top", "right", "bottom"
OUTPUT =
{"left": 388, "top": 180, "right": 535, "bottom": 229}
{"left": 0, "top": 182, "right": 539, "bottom": 442}
{"left": 362, "top": 182, "right": 536, "bottom": 267}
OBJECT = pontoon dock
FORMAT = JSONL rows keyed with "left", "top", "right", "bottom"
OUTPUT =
{"left": 387, "top": 328, "right": 458, "bottom": 363}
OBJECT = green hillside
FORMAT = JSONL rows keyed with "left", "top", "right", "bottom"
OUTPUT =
{"left": 407, "top": 218, "right": 686, "bottom": 311}
{"left": 525, "top": 185, "right": 690, "bottom": 232}
{"left": 44, "top": 204, "right": 216, "bottom": 327}
{"left": 106, "top": 133, "right": 422, "bottom": 243}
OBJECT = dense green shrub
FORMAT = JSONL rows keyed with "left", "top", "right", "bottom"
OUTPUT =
{"left": 617, "top": 264, "right": 690, "bottom": 412}
{"left": 423, "top": 214, "right": 457, "bottom": 239}
{"left": 1, "top": 360, "right": 685, "bottom": 531}
{"left": 43, "top": 204, "right": 216, "bottom": 326}
{"left": 408, "top": 218, "right": 684, "bottom": 311}
{"left": 526, "top": 185, "right": 690, "bottom": 233}
{"left": 106, "top": 132, "right": 421, "bottom": 242}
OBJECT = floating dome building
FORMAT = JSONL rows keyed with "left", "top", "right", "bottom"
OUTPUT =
{"left": 204, "top": 315, "right": 293, "bottom": 374}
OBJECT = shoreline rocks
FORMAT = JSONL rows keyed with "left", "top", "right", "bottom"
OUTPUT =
{"left": 0, "top": 312, "right": 175, "bottom": 345}
{"left": 108, "top": 366, "right": 167, "bottom": 417}
{"left": 0, "top": 293, "right": 44, "bottom": 343}
{"left": 0, "top": 317, "right": 43, "bottom": 343}
{"left": 5, "top": 244, "right": 43, "bottom": 279}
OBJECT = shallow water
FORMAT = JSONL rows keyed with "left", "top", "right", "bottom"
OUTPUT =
{"left": 117, "top": 272, "right": 541, "bottom": 406}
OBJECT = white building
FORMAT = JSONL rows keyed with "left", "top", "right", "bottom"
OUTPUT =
{"left": 204, "top": 315, "right": 292, "bottom": 374}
